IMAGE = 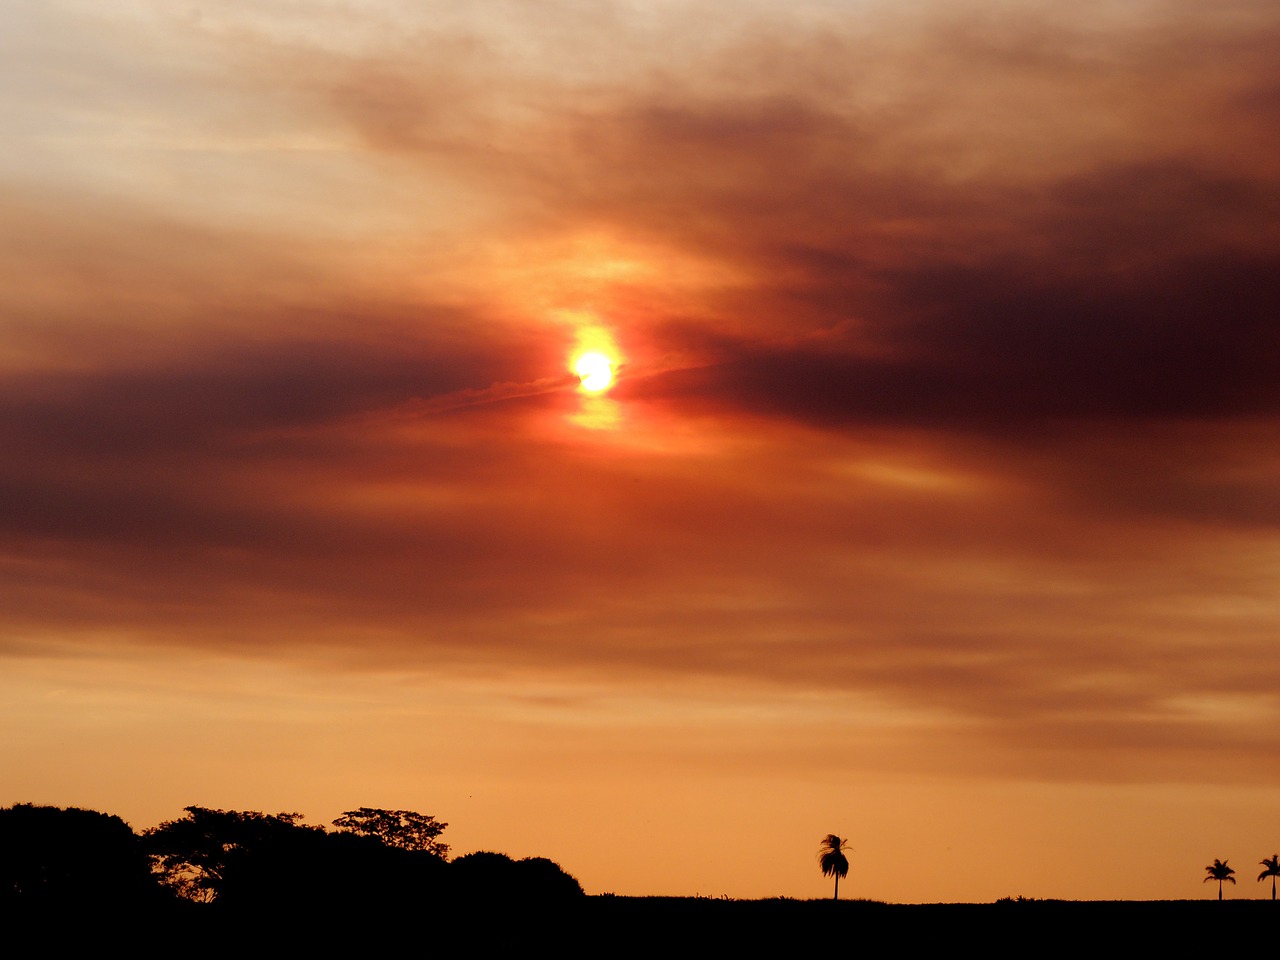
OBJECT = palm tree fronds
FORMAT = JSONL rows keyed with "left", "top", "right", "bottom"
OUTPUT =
{"left": 818, "top": 850, "right": 849, "bottom": 879}
{"left": 1204, "top": 858, "right": 1235, "bottom": 881}
{"left": 1205, "top": 858, "right": 1235, "bottom": 899}
{"left": 1259, "top": 855, "right": 1280, "bottom": 900}
{"left": 817, "top": 833, "right": 851, "bottom": 900}
{"left": 817, "top": 834, "right": 850, "bottom": 877}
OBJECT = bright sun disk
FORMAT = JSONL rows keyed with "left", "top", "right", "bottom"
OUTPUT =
{"left": 574, "top": 351, "right": 614, "bottom": 393}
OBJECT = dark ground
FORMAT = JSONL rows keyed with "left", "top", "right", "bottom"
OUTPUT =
{"left": 6, "top": 896, "right": 1275, "bottom": 954}
{"left": 569, "top": 897, "right": 1275, "bottom": 951}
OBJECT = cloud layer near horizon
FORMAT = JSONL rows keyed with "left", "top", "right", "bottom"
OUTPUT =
{"left": 3, "top": 0, "right": 1279, "bottom": 869}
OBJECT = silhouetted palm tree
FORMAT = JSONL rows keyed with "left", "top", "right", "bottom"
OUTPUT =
{"left": 1259, "top": 855, "right": 1280, "bottom": 901}
{"left": 818, "top": 834, "right": 850, "bottom": 900}
{"left": 1204, "top": 859, "right": 1236, "bottom": 900}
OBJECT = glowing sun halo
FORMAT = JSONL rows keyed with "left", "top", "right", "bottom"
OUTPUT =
{"left": 574, "top": 351, "right": 615, "bottom": 393}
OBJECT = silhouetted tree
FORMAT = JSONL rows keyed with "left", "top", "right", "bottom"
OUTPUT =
{"left": 143, "top": 805, "right": 453, "bottom": 914}
{"left": 1205, "top": 859, "right": 1236, "bottom": 900}
{"left": 1259, "top": 855, "right": 1280, "bottom": 901}
{"left": 331, "top": 807, "right": 449, "bottom": 858}
{"left": 0, "top": 804, "right": 159, "bottom": 910}
{"left": 142, "top": 806, "right": 316, "bottom": 903}
{"left": 817, "top": 834, "right": 850, "bottom": 900}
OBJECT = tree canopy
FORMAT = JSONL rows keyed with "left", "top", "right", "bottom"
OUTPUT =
{"left": 142, "top": 806, "right": 318, "bottom": 903}
{"left": 331, "top": 807, "right": 449, "bottom": 858}
{"left": 0, "top": 804, "right": 157, "bottom": 909}
{"left": 142, "top": 805, "right": 459, "bottom": 911}
{"left": 3, "top": 799, "right": 582, "bottom": 921}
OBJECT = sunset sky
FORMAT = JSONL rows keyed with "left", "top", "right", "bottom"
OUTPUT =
{"left": 3, "top": 0, "right": 1279, "bottom": 902}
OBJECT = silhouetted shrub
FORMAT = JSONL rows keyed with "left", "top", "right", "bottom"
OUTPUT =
{"left": 449, "top": 850, "right": 584, "bottom": 906}
{"left": 514, "top": 856, "right": 585, "bottom": 900}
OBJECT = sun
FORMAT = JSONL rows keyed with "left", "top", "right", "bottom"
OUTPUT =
{"left": 573, "top": 351, "right": 614, "bottom": 393}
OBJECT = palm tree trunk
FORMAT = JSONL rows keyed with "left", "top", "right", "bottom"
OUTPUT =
{"left": 833, "top": 871, "right": 839, "bottom": 901}
{"left": 1272, "top": 875, "right": 1275, "bottom": 901}
{"left": 1218, "top": 880, "right": 1223, "bottom": 901}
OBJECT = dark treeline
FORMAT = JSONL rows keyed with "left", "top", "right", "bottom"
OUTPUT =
{"left": 0, "top": 802, "right": 582, "bottom": 931}
{"left": 4, "top": 803, "right": 1277, "bottom": 952}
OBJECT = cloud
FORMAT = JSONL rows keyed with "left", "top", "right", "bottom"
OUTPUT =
{"left": 2, "top": 0, "right": 1278, "bottom": 788}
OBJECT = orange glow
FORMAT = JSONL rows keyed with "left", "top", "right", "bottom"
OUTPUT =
{"left": 7, "top": 0, "right": 1280, "bottom": 908}
{"left": 573, "top": 351, "right": 614, "bottom": 393}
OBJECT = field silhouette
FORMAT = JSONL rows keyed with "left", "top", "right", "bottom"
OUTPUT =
{"left": 2, "top": 804, "right": 1275, "bottom": 952}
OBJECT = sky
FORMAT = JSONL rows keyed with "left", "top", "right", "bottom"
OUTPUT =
{"left": 2, "top": 0, "right": 1279, "bottom": 903}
